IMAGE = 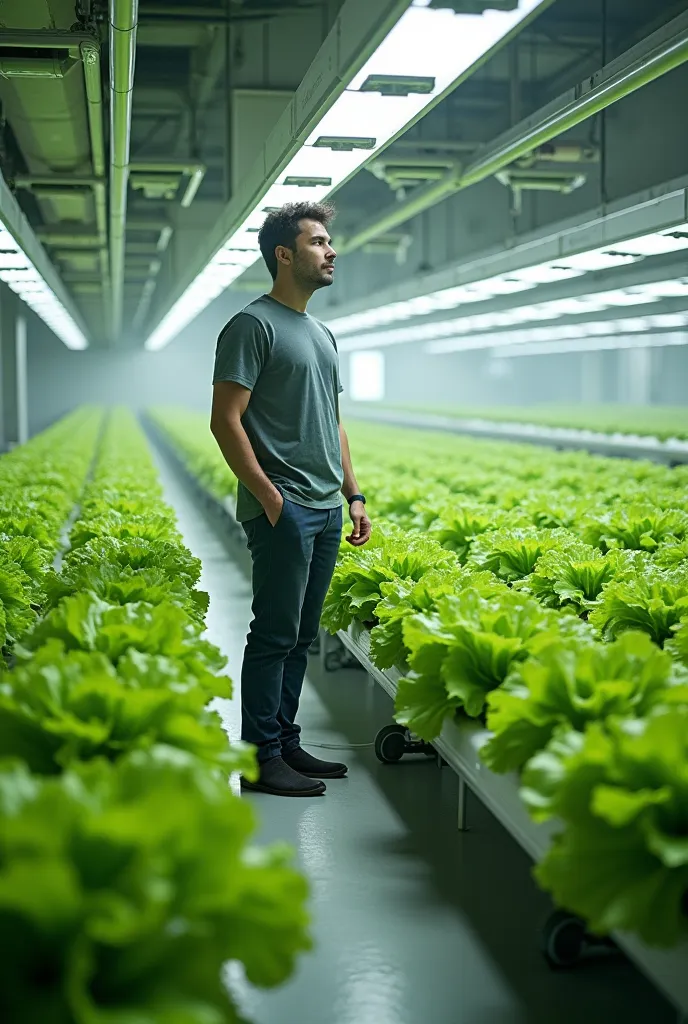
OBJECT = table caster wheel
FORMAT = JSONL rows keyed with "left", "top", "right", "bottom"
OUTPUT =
{"left": 542, "top": 910, "right": 589, "bottom": 969}
{"left": 375, "top": 724, "right": 407, "bottom": 763}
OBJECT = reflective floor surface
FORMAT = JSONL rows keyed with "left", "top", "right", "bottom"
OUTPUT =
{"left": 151, "top": 439, "right": 674, "bottom": 1024}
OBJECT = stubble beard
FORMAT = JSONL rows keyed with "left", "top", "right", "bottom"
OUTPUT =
{"left": 294, "top": 255, "right": 334, "bottom": 292}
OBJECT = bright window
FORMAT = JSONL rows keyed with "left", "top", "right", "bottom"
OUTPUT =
{"left": 350, "top": 350, "right": 385, "bottom": 401}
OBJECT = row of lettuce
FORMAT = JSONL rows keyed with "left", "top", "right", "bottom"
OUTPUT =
{"left": 0, "top": 410, "right": 310, "bottom": 1024}
{"left": 151, "top": 407, "right": 688, "bottom": 950}
{"left": 359, "top": 401, "right": 688, "bottom": 441}
{"left": 0, "top": 407, "right": 102, "bottom": 653}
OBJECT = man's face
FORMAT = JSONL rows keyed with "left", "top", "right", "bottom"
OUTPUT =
{"left": 291, "top": 219, "right": 337, "bottom": 290}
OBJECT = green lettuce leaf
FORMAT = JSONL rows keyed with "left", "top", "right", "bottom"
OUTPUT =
{"left": 590, "top": 565, "right": 688, "bottom": 645}
{"left": 18, "top": 594, "right": 227, "bottom": 685}
{"left": 666, "top": 619, "right": 688, "bottom": 667}
{"left": 468, "top": 527, "right": 578, "bottom": 583}
{"left": 0, "top": 641, "right": 243, "bottom": 774}
{"left": 483, "top": 632, "right": 687, "bottom": 773}
{"left": 521, "top": 712, "right": 688, "bottom": 947}
{"left": 583, "top": 503, "right": 688, "bottom": 553}
{"left": 69, "top": 509, "right": 181, "bottom": 550}
{"left": 43, "top": 563, "right": 209, "bottom": 624}
{"left": 514, "top": 544, "right": 639, "bottom": 612}
{"left": 0, "top": 751, "right": 310, "bottom": 1022}
{"left": 64, "top": 537, "right": 203, "bottom": 590}
{"left": 370, "top": 567, "right": 505, "bottom": 670}
{"left": 428, "top": 501, "right": 513, "bottom": 562}
{"left": 395, "top": 590, "right": 559, "bottom": 736}
{"left": 322, "top": 524, "right": 456, "bottom": 633}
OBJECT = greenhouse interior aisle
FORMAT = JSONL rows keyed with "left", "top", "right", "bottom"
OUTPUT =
{"left": 149, "top": 438, "right": 675, "bottom": 1024}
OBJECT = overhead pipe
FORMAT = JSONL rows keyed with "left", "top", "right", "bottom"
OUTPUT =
{"left": 109, "top": 0, "right": 139, "bottom": 341}
{"left": 339, "top": 10, "right": 688, "bottom": 256}
{"left": 80, "top": 38, "right": 109, "bottom": 290}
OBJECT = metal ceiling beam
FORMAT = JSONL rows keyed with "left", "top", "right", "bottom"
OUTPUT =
{"left": 462, "top": 11, "right": 688, "bottom": 186}
{"left": 339, "top": 9, "right": 688, "bottom": 255}
{"left": 110, "top": 0, "right": 139, "bottom": 342}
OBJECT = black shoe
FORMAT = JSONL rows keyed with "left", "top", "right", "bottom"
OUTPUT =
{"left": 283, "top": 747, "right": 348, "bottom": 779}
{"left": 240, "top": 755, "right": 326, "bottom": 797}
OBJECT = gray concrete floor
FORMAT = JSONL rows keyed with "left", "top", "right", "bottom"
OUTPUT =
{"left": 151, "top": 441, "right": 675, "bottom": 1024}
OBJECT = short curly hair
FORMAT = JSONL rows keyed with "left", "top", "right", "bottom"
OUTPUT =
{"left": 258, "top": 201, "right": 336, "bottom": 280}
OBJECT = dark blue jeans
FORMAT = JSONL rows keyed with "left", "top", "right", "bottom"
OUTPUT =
{"left": 241, "top": 498, "right": 343, "bottom": 764}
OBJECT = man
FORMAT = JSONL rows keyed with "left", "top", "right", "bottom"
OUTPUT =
{"left": 210, "top": 201, "right": 372, "bottom": 797}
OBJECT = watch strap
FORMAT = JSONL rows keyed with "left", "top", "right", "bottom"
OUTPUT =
{"left": 348, "top": 493, "right": 366, "bottom": 506}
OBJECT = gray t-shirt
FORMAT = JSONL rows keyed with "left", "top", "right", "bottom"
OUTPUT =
{"left": 213, "top": 294, "right": 344, "bottom": 522}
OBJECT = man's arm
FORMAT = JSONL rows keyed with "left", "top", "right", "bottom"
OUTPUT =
{"left": 339, "top": 422, "right": 372, "bottom": 547}
{"left": 210, "top": 381, "right": 283, "bottom": 526}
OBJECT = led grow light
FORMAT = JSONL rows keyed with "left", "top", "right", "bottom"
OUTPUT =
{"left": 327, "top": 224, "right": 688, "bottom": 336}
{"left": 493, "top": 332, "right": 688, "bottom": 358}
{"left": 0, "top": 225, "right": 87, "bottom": 350}
{"left": 423, "top": 311, "right": 688, "bottom": 354}
{"left": 335, "top": 282, "right": 688, "bottom": 351}
{"left": 145, "top": 0, "right": 548, "bottom": 352}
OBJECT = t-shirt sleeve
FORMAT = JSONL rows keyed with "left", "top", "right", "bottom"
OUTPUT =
{"left": 212, "top": 313, "right": 269, "bottom": 390}
{"left": 324, "top": 324, "right": 344, "bottom": 394}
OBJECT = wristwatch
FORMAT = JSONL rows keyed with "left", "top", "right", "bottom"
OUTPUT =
{"left": 348, "top": 493, "right": 366, "bottom": 506}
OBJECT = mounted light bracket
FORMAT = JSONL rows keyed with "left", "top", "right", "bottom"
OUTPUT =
{"left": 429, "top": 0, "right": 519, "bottom": 11}
{"left": 284, "top": 176, "right": 333, "bottom": 187}
{"left": 359, "top": 74, "right": 435, "bottom": 97}
{"left": 313, "top": 136, "right": 377, "bottom": 152}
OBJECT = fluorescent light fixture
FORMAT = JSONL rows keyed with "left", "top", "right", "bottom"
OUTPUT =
{"left": 0, "top": 228, "right": 87, "bottom": 350}
{"left": 328, "top": 223, "right": 688, "bottom": 337}
{"left": 550, "top": 251, "right": 637, "bottom": 272}
{"left": 145, "top": 0, "right": 548, "bottom": 351}
{"left": 0, "top": 251, "right": 31, "bottom": 270}
{"left": 425, "top": 311, "right": 688, "bottom": 354}
{"left": 336, "top": 282, "right": 688, "bottom": 351}
{"left": 350, "top": 350, "right": 385, "bottom": 401}
{"left": 493, "top": 332, "right": 688, "bottom": 358}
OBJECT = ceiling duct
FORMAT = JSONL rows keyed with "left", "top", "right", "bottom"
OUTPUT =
{"left": 0, "top": 53, "right": 77, "bottom": 79}
{"left": 0, "top": 23, "right": 107, "bottom": 331}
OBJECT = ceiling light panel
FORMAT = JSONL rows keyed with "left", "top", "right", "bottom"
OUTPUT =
{"left": 328, "top": 221, "right": 688, "bottom": 337}
{"left": 0, "top": 224, "right": 87, "bottom": 350}
{"left": 493, "top": 332, "right": 688, "bottom": 358}
{"left": 424, "top": 311, "right": 688, "bottom": 354}
{"left": 336, "top": 281, "right": 688, "bottom": 351}
{"left": 145, "top": 0, "right": 549, "bottom": 352}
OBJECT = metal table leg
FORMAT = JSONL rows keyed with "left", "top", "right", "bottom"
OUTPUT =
{"left": 458, "top": 777, "right": 469, "bottom": 832}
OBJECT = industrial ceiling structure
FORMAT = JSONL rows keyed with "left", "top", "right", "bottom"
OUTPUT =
{"left": 0, "top": 0, "right": 686, "bottom": 354}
